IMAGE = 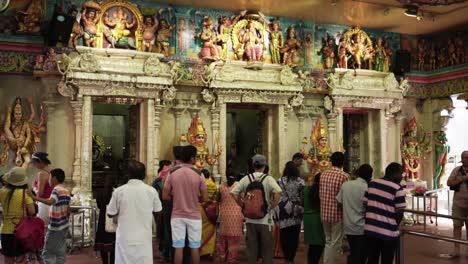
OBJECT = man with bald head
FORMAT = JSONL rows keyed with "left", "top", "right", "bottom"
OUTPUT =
{"left": 447, "top": 151, "right": 468, "bottom": 257}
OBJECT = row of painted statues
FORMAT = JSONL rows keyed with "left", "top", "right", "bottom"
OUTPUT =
{"left": 417, "top": 35, "right": 465, "bottom": 71}
{"left": 68, "top": 1, "right": 306, "bottom": 66}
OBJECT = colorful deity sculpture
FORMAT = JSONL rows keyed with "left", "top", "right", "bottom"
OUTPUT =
{"left": 237, "top": 20, "right": 265, "bottom": 62}
{"left": 338, "top": 36, "right": 349, "bottom": 69}
{"left": 156, "top": 19, "right": 174, "bottom": 56}
{"left": 374, "top": 37, "right": 387, "bottom": 72}
{"left": 141, "top": 15, "right": 158, "bottom": 52}
{"left": 301, "top": 118, "right": 331, "bottom": 181}
{"left": 103, "top": 6, "right": 136, "bottom": 48}
{"left": 198, "top": 16, "right": 222, "bottom": 61}
{"left": 217, "top": 15, "right": 240, "bottom": 59}
{"left": 321, "top": 36, "right": 335, "bottom": 69}
{"left": 16, "top": 0, "right": 43, "bottom": 33}
{"left": 433, "top": 131, "right": 449, "bottom": 189}
{"left": 1, "top": 97, "right": 47, "bottom": 166}
{"left": 281, "top": 26, "right": 304, "bottom": 67}
{"left": 81, "top": 1, "right": 101, "bottom": 48}
{"left": 269, "top": 20, "right": 284, "bottom": 64}
{"left": 455, "top": 33, "right": 465, "bottom": 64}
{"left": 186, "top": 114, "right": 222, "bottom": 170}
{"left": 401, "top": 118, "right": 431, "bottom": 181}
{"left": 417, "top": 39, "right": 425, "bottom": 71}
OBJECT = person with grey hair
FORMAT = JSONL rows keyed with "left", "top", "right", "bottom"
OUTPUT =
{"left": 231, "top": 154, "right": 282, "bottom": 264}
{"left": 447, "top": 151, "right": 468, "bottom": 258}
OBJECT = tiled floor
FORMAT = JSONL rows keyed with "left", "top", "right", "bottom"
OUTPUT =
{"left": 63, "top": 219, "right": 466, "bottom": 264}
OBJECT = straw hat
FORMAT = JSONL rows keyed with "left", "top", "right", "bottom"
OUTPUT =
{"left": 4, "top": 167, "right": 29, "bottom": 186}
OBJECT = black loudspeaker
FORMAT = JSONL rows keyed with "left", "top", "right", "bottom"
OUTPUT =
{"left": 47, "top": 13, "right": 75, "bottom": 47}
{"left": 394, "top": 50, "right": 411, "bottom": 76}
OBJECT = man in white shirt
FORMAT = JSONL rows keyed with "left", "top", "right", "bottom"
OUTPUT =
{"left": 107, "top": 160, "right": 162, "bottom": 264}
{"left": 231, "top": 154, "right": 282, "bottom": 264}
{"left": 336, "top": 164, "right": 373, "bottom": 264}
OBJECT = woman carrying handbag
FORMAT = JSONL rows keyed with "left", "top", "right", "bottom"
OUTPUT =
{"left": 0, "top": 167, "right": 36, "bottom": 264}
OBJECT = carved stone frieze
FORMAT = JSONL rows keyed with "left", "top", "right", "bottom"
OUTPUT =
{"left": 79, "top": 52, "right": 101, "bottom": 72}
{"left": 57, "top": 79, "right": 77, "bottom": 99}
{"left": 327, "top": 69, "right": 403, "bottom": 100}
{"left": 216, "top": 89, "right": 300, "bottom": 105}
{"left": 204, "top": 61, "right": 302, "bottom": 92}
{"left": 162, "top": 86, "right": 177, "bottom": 103}
{"left": 144, "top": 55, "right": 166, "bottom": 76}
{"left": 289, "top": 93, "right": 304, "bottom": 107}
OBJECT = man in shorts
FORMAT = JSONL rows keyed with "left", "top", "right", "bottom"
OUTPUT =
{"left": 163, "top": 145, "right": 208, "bottom": 264}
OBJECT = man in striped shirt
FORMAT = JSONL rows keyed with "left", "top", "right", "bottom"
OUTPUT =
{"left": 363, "top": 162, "right": 406, "bottom": 264}
{"left": 31, "top": 168, "right": 71, "bottom": 264}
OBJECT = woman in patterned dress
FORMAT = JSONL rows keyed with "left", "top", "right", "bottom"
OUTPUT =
{"left": 217, "top": 172, "right": 243, "bottom": 263}
{"left": 200, "top": 169, "right": 218, "bottom": 257}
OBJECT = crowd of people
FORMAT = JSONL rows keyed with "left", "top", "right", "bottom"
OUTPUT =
{"left": 0, "top": 148, "right": 467, "bottom": 264}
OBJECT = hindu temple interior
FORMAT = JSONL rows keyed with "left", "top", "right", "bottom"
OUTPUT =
{"left": 0, "top": 0, "right": 467, "bottom": 262}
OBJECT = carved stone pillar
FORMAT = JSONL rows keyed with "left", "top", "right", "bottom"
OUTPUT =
{"left": 70, "top": 98, "right": 83, "bottom": 187}
{"left": 336, "top": 108, "right": 344, "bottom": 152}
{"left": 43, "top": 100, "right": 60, "bottom": 165}
{"left": 395, "top": 114, "right": 404, "bottom": 162}
{"left": 327, "top": 112, "right": 338, "bottom": 152}
{"left": 146, "top": 99, "right": 156, "bottom": 182}
{"left": 379, "top": 109, "right": 388, "bottom": 173}
{"left": 80, "top": 96, "right": 93, "bottom": 192}
{"left": 219, "top": 102, "right": 227, "bottom": 181}
{"left": 173, "top": 106, "right": 185, "bottom": 145}
{"left": 154, "top": 102, "right": 164, "bottom": 176}
{"left": 277, "top": 104, "right": 287, "bottom": 176}
{"left": 210, "top": 106, "right": 221, "bottom": 180}
{"left": 296, "top": 111, "right": 308, "bottom": 151}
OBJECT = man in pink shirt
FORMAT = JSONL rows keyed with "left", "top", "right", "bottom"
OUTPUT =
{"left": 163, "top": 145, "right": 208, "bottom": 264}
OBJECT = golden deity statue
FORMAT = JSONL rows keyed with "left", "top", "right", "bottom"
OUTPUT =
{"left": 185, "top": 114, "right": 222, "bottom": 170}
{"left": 268, "top": 20, "right": 284, "bottom": 64}
{"left": 1, "top": 97, "right": 46, "bottom": 166}
{"left": 301, "top": 118, "right": 331, "bottom": 181}
{"left": 280, "top": 26, "right": 304, "bottom": 67}
{"left": 235, "top": 20, "right": 265, "bottom": 62}
{"left": 401, "top": 118, "right": 431, "bottom": 181}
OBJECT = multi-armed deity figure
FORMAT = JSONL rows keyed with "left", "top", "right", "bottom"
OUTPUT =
{"left": 301, "top": 118, "right": 331, "bottom": 181}
{"left": 401, "top": 118, "right": 431, "bottom": 181}
{"left": 199, "top": 16, "right": 222, "bottom": 61}
{"left": 1, "top": 97, "right": 46, "bottom": 166}
{"left": 184, "top": 114, "right": 222, "bottom": 170}
{"left": 281, "top": 25, "right": 304, "bottom": 67}
{"left": 433, "top": 131, "right": 449, "bottom": 189}
{"left": 237, "top": 20, "right": 265, "bottom": 62}
{"left": 103, "top": 6, "right": 136, "bottom": 47}
{"left": 16, "top": 0, "right": 43, "bottom": 33}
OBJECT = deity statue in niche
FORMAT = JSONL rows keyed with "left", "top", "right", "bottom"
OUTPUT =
{"left": 141, "top": 15, "right": 158, "bottom": 52}
{"left": 321, "top": 35, "right": 335, "bottom": 69}
{"left": 433, "top": 131, "right": 449, "bottom": 189}
{"left": 301, "top": 118, "right": 331, "bottom": 181}
{"left": 155, "top": 19, "right": 174, "bottom": 56}
{"left": 198, "top": 16, "right": 222, "bottom": 61}
{"left": 438, "top": 46, "right": 447, "bottom": 69}
{"left": 455, "top": 33, "right": 465, "bottom": 64}
{"left": 15, "top": 0, "right": 43, "bottom": 33}
{"left": 337, "top": 35, "right": 350, "bottom": 69}
{"left": 374, "top": 37, "right": 387, "bottom": 72}
{"left": 268, "top": 20, "right": 284, "bottom": 64}
{"left": 401, "top": 118, "right": 431, "bottom": 181}
{"left": 1, "top": 97, "right": 46, "bottom": 166}
{"left": 81, "top": 1, "right": 101, "bottom": 48}
{"left": 235, "top": 20, "right": 265, "bottom": 62}
{"left": 217, "top": 15, "right": 240, "bottom": 59}
{"left": 103, "top": 6, "right": 136, "bottom": 48}
{"left": 280, "top": 26, "right": 304, "bottom": 67}
{"left": 417, "top": 39, "right": 425, "bottom": 71}
{"left": 185, "top": 114, "right": 222, "bottom": 171}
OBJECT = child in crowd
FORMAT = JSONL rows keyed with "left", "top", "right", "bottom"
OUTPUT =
{"left": 28, "top": 168, "right": 71, "bottom": 264}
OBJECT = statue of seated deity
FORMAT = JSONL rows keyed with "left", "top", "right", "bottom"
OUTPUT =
{"left": 185, "top": 114, "right": 222, "bottom": 171}
{"left": 16, "top": 0, "right": 43, "bottom": 33}
{"left": 103, "top": 6, "right": 136, "bottom": 48}
{"left": 198, "top": 16, "right": 222, "bottom": 61}
{"left": 235, "top": 20, "right": 265, "bottom": 62}
{"left": 280, "top": 26, "right": 304, "bottom": 67}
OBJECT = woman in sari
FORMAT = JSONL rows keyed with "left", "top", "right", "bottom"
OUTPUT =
{"left": 200, "top": 169, "right": 217, "bottom": 257}
{"left": 217, "top": 172, "right": 243, "bottom": 263}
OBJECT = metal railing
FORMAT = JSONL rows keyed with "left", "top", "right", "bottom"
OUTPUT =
{"left": 409, "top": 187, "right": 450, "bottom": 230}
{"left": 397, "top": 209, "right": 468, "bottom": 264}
